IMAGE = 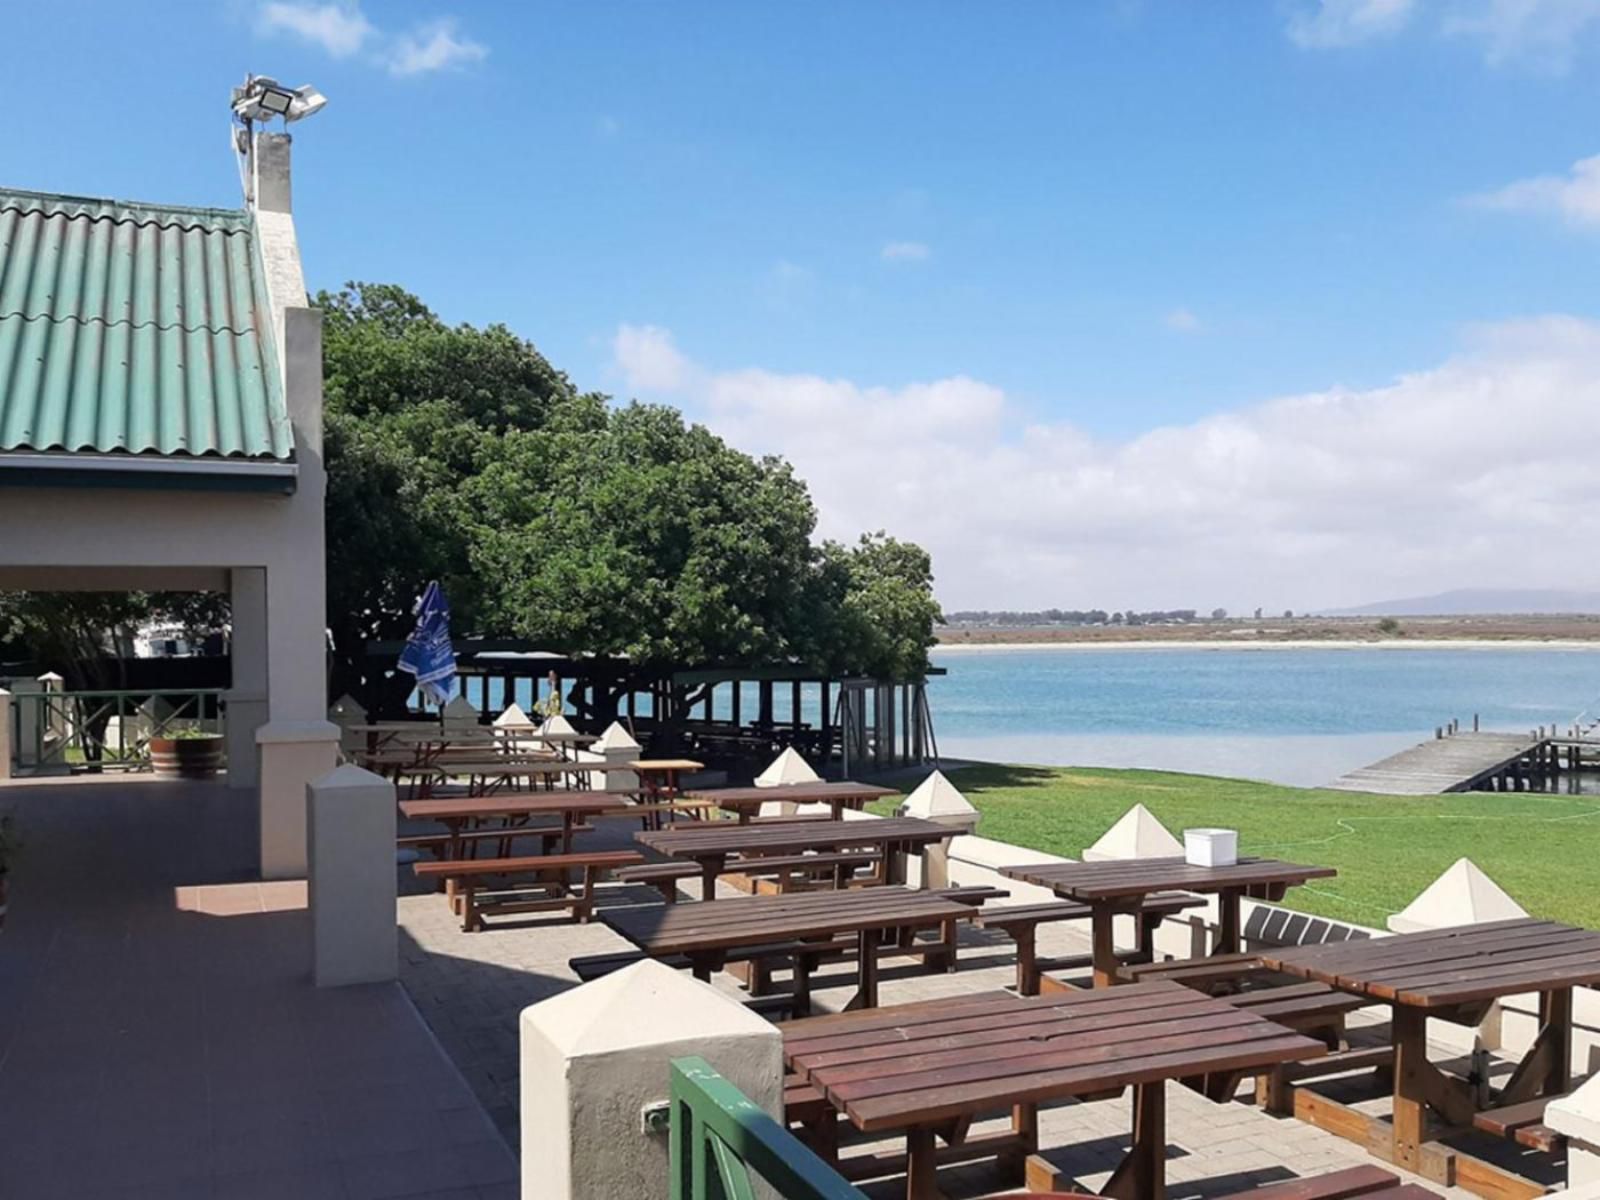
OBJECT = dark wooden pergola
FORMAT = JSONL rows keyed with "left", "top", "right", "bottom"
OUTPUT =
{"left": 361, "top": 639, "right": 943, "bottom": 774}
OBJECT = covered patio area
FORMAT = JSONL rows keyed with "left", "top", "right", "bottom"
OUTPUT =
{"left": 0, "top": 774, "right": 515, "bottom": 1200}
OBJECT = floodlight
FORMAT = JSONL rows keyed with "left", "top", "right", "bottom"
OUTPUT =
{"left": 231, "top": 75, "right": 327, "bottom": 126}
{"left": 284, "top": 84, "right": 327, "bottom": 123}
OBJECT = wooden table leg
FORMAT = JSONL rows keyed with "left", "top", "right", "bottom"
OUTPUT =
{"left": 1091, "top": 906, "right": 1119, "bottom": 988}
{"left": 905, "top": 1126, "right": 941, "bottom": 1200}
{"left": 1016, "top": 924, "right": 1039, "bottom": 995}
{"left": 1216, "top": 887, "right": 1242, "bottom": 955}
{"left": 848, "top": 928, "right": 881, "bottom": 1011}
{"left": 1499, "top": 986, "right": 1574, "bottom": 1104}
{"left": 1391, "top": 1005, "right": 1429, "bottom": 1173}
{"left": 1103, "top": 1081, "right": 1165, "bottom": 1200}
{"left": 701, "top": 856, "right": 723, "bottom": 902}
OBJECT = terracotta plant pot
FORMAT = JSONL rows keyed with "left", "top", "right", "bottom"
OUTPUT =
{"left": 149, "top": 734, "right": 225, "bottom": 780}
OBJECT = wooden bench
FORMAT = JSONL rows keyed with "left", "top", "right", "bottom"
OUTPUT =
{"left": 398, "top": 823, "right": 593, "bottom": 858}
{"left": 982, "top": 893, "right": 1206, "bottom": 995}
{"left": 735, "top": 850, "right": 883, "bottom": 891}
{"left": 1117, "top": 950, "right": 1271, "bottom": 992}
{"left": 933, "top": 885, "right": 1010, "bottom": 906}
{"left": 613, "top": 861, "right": 701, "bottom": 903}
{"left": 1016, "top": 1163, "right": 1439, "bottom": 1200}
{"left": 571, "top": 940, "right": 855, "bottom": 1019}
{"left": 1473, "top": 1096, "right": 1568, "bottom": 1153}
{"left": 413, "top": 850, "right": 642, "bottom": 931}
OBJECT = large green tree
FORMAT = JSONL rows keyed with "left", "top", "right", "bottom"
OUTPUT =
{"left": 320, "top": 282, "right": 941, "bottom": 712}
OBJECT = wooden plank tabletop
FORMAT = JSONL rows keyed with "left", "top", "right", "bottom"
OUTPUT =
{"left": 637, "top": 815, "right": 951, "bottom": 856}
{"left": 600, "top": 886, "right": 974, "bottom": 956}
{"left": 398, "top": 791, "right": 630, "bottom": 821}
{"left": 1001, "top": 855, "right": 1335, "bottom": 899}
{"left": 688, "top": 782, "right": 898, "bottom": 808}
{"left": 783, "top": 981, "right": 1325, "bottom": 1133}
{"left": 407, "top": 760, "right": 598, "bottom": 778}
{"left": 1259, "top": 918, "right": 1600, "bottom": 1008}
{"left": 628, "top": 758, "right": 706, "bottom": 772}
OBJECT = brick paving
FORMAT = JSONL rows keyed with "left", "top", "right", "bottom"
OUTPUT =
{"left": 0, "top": 775, "right": 517, "bottom": 1200}
{"left": 396, "top": 812, "right": 1482, "bottom": 1198}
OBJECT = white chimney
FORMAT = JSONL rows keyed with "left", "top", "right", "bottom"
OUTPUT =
{"left": 252, "top": 132, "right": 293, "bottom": 214}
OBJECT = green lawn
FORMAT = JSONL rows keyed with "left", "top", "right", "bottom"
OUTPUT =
{"left": 873, "top": 764, "right": 1600, "bottom": 930}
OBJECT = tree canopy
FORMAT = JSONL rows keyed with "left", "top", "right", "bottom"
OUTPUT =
{"left": 321, "top": 282, "right": 941, "bottom": 704}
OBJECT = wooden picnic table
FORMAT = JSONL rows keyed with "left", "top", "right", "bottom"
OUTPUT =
{"left": 402, "top": 758, "right": 601, "bottom": 797}
{"left": 783, "top": 980, "right": 1326, "bottom": 1200}
{"left": 629, "top": 758, "right": 706, "bottom": 828}
{"left": 1260, "top": 917, "right": 1600, "bottom": 1178}
{"left": 1001, "top": 856, "right": 1336, "bottom": 987}
{"left": 687, "top": 781, "right": 898, "bottom": 822}
{"left": 600, "top": 885, "right": 977, "bottom": 1012}
{"left": 637, "top": 815, "right": 955, "bottom": 901}
{"left": 398, "top": 791, "right": 629, "bottom": 858}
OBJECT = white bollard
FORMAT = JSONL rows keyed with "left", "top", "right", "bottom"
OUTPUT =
{"left": 0, "top": 688, "right": 12, "bottom": 781}
{"left": 1549, "top": 1076, "right": 1600, "bottom": 1188}
{"left": 257, "top": 720, "right": 342, "bottom": 879}
{"left": 897, "top": 770, "right": 980, "bottom": 888}
{"left": 520, "top": 959, "right": 783, "bottom": 1200}
{"left": 307, "top": 764, "right": 397, "bottom": 987}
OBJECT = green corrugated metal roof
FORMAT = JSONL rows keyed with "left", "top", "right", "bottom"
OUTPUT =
{"left": 0, "top": 187, "right": 292, "bottom": 461}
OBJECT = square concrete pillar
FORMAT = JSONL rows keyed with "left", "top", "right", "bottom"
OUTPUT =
{"left": 307, "top": 765, "right": 397, "bottom": 987}
{"left": 0, "top": 689, "right": 12, "bottom": 781}
{"left": 520, "top": 959, "right": 783, "bottom": 1200}
{"left": 227, "top": 567, "right": 270, "bottom": 790}
{"left": 257, "top": 720, "right": 341, "bottom": 879}
{"left": 1549, "top": 1075, "right": 1600, "bottom": 1188}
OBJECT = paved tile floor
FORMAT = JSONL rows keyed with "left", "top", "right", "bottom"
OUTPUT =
{"left": 0, "top": 775, "right": 517, "bottom": 1200}
{"left": 396, "top": 812, "right": 1487, "bottom": 1199}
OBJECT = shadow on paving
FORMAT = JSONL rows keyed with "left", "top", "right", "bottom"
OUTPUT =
{"left": 0, "top": 775, "right": 517, "bottom": 1200}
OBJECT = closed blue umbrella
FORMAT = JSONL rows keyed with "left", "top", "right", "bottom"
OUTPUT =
{"left": 397, "top": 580, "right": 457, "bottom": 707}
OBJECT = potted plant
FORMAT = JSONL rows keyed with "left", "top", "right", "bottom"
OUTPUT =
{"left": 0, "top": 816, "right": 16, "bottom": 933}
{"left": 149, "top": 726, "right": 226, "bottom": 780}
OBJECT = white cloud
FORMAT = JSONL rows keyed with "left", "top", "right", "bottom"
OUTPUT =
{"left": 1286, "top": 0, "right": 1599, "bottom": 68}
{"left": 255, "top": 2, "right": 485, "bottom": 77}
{"left": 386, "top": 19, "right": 487, "bottom": 77}
{"left": 613, "top": 324, "right": 693, "bottom": 392}
{"left": 881, "top": 241, "right": 932, "bottom": 262}
{"left": 1444, "top": 0, "right": 1600, "bottom": 70}
{"left": 1287, "top": 0, "right": 1416, "bottom": 48}
{"left": 257, "top": 2, "right": 373, "bottom": 57}
{"left": 1165, "top": 308, "right": 1202, "bottom": 332}
{"left": 1469, "top": 154, "right": 1600, "bottom": 229}
{"left": 609, "top": 317, "right": 1600, "bottom": 611}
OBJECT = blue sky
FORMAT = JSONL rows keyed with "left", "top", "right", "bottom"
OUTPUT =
{"left": 4, "top": 2, "right": 1600, "bottom": 609}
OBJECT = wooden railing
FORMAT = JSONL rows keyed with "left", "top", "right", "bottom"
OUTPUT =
{"left": 668, "top": 1057, "right": 864, "bottom": 1200}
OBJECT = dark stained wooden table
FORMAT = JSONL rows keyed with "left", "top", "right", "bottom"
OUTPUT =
{"left": 687, "top": 781, "right": 899, "bottom": 822}
{"left": 600, "top": 886, "right": 977, "bottom": 1011}
{"left": 783, "top": 981, "right": 1326, "bottom": 1200}
{"left": 399, "top": 791, "right": 629, "bottom": 858}
{"left": 1001, "top": 856, "right": 1337, "bottom": 986}
{"left": 1261, "top": 918, "right": 1600, "bottom": 1176}
{"left": 638, "top": 816, "right": 955, "bottom": 900}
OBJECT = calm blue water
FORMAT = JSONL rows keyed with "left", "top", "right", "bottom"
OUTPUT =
{"left": 929, "top": 646, "right": 1600, "bottom": 786}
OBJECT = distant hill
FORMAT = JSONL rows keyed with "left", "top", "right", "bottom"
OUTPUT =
{"left": 1326, "top": 589, "right": 1600, "bottom": 616}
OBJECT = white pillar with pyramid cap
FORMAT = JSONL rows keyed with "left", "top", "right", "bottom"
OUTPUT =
{"left": 327, "top": 693, "right": 368, "bottom": 757}
{"left": 440, "top": 693, "right": 480, "bottom": 732}
{"left": 896, "top": 769, "right": 980, "bottom": 887}
{"left": 584, "top": 721, "right": 641, "bottom": 793}
{"left": 493, "top": 702, "right": 538, "bottom": 753}
{"left": 754, "top": 746, "right": 823, "bottom": 815}
{"left": 540, "top": 712, "right": 581, "bottom": 754}
{"left": 520, "top": 958, "right": 783, "bottom": 1200}
{"left": 1083, "top": 803, "right": 1184, "bottom": 862}
{"left": 1390, "top": 858, "right": 1531, "bottom": 1054}
{"left": 754, "top": 746, "right": 821, "bottom": 787}
{"left": 1387, "top": 858, "right": 1528, "bottom": 933}
{"left": 1549, "top": 1075, "right": 1600, "bottom": 1188}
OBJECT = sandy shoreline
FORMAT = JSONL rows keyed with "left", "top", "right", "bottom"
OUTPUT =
{"left": 933, "top": 638, "right": 1600, "bottom": 653}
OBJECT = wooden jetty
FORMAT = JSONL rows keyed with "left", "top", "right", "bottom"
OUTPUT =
{"left": 1326, "top": 731, "right": 1540, "bottom": 795}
